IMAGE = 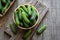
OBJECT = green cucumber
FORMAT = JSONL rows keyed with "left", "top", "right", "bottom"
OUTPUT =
{"left": 19, "top": 8, "right": 28, "bottom": 17}
{"left": 21, "top": 5, "right": 27, "bottom": 13}
{"left": 30, "top": 19, "right": 36, "bottom": 26}
{"left": 34, "top": 9, "right": 38, "bottom": 19}
{"left": 30, "top": 6, "right": 37, "bottom": 22}
{"left": 20, "top": 22, "right": 23, "bottom": 27}
{"left": 23, "top": 20, "right": 29, "bottom": 28}
{"left": 28, "top": 5, "right": 31, "bottom": 16}
{"left": 22, "top": 12, "right": 30, "bottom": 24}
{"left": 2, "top": 3, "right": 9, "bottom": 14}
{"left": 10, "top": 22, "right": 17, "bottom": 34}
{"left": 36, "top": 25, "right": 46, "bottom": 35}
{"left": 1, "top": 0, "right": 7, "bottom": 4}
{"left": 22, "top": 30, "right": 32, "bottom": 39}
{"left": 6, "top": 0, "right": 11, "bottom": 3}
{"left": 33, "top": 19, "right": 36, "bottom": 24}
{"left": 14, "top": 11, "right": 20, "bottom": 26}
{"left": 0, "top": 0, "right": 3, "bottom": 13}
{"left": 18, "top": 8, "right": 22, "bottom": 21}
{"left": 19, "top": 8, "right": 24, "bottom": 12}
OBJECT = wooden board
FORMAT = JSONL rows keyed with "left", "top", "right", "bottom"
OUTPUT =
{"left": 4, "top": 0, "right": 48, "bottom": 40}
{"left": 0, "top": 0, "right": 16, "bottom": 17}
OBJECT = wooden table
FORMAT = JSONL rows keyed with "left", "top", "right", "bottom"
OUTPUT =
{"left": 0, "top": 0, "right": 60, "bottom": 40}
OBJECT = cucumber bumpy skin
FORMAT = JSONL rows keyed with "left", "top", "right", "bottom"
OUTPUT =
{"left": 6, "top": 0, "right": 11, "bottom": 3}
{"left": 22, "top": 12, "right": 30, "bottom": 24}
{"left": 0, "top": 0, "right": 3, "bottom": 13}
{"left": 23, "top": 20, "right": 29, "bottom": 28}
{"left": 30, "top": 6, "right": 37, "bottom": 22}
{"left": 14, "top": 11, "right": 20, "bottom": 26}
{"left": 18, "top": 8, "right": 22, "bottom": 21}
{"left": 1, "top": 0, "right": 7, "bottom": 4}
{"left": 19, "top": 8, "right": 28, "bottom": 17}
{"left": 10, "top": 22, "right": 17, "bottom": 34}
{"left": 27, "top": 5, "right": 31, "bottom": 16}
{"left": 2, "top": 3, "right": 9, "bottom": 14}
{"left": 22, "top": 30, "right": 32, "bottom": 39}
{"left": 33, "top": 19, "right": 36, "bottom": 24}
{"left": 20, "top": 5, "right": 27, "bottom": 13}
{"left": 36, "top": 25, "right": 46, "bottom": 35}
{"left": 1, "top": 0, "right": 11, "bottom": 14}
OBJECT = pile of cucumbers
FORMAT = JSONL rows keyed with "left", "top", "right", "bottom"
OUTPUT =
{"left": 0, "top": 0, "right": 12, "bottom": 15}
{"left": 14, "top": 5, "right": 38, "bottom": 28}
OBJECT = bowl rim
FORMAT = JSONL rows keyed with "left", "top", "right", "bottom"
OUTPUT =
{"left": 13, "top": 4, "right": 39, "bottom": 30}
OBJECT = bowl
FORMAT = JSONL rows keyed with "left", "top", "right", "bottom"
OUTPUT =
{"left": 13, "top": 4, "right": 39, "bottom": 30}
